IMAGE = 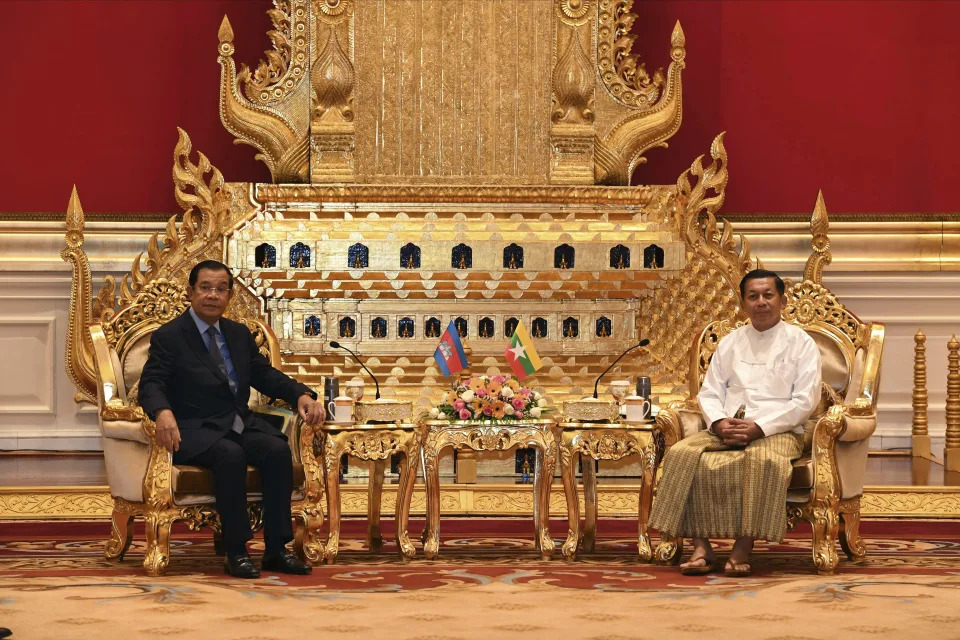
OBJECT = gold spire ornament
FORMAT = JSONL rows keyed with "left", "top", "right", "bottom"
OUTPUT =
{"left": 61, "top": 186, "right": 97, "bottom": 404}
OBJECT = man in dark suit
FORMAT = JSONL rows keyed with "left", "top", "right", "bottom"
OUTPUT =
{"left": 139, "top": 260, "right": 325, "bottom": 578}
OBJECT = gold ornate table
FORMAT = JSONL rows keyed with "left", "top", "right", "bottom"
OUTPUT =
{"left": 319, "top": 421, "right": 420, "bottom": 564}
{"left": 420, "top": 419, "right": 557, "bottom": 560}
{"left": 555, "top": 420, "right": 663, "bottom": 561}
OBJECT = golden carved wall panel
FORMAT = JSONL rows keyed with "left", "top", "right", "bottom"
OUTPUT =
{"left": 6, "top": 485, "right": 959, "bottom": 519}
{"left": 0, "top": 489, "right": 114, "bottom": 519}
{"left": 222, "top": 174, "right": 699, "bottom": 407}
{"left": 353, "top": 0, "right": 554, "bottom": 183}
{"left": 218, "top": 0, "right": 683, "bottom": 186}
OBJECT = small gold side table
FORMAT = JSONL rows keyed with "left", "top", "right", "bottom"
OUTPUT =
{"left": 319, "top": 421, "right": 420, "bottom": 564}
{"left": 555, "top": 420, "right": 662, "bottom": 561}
{"left": 421, "top": 419, "right": 557, "bottom": 560}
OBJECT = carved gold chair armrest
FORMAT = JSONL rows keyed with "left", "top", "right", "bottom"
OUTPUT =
{"left": 801, "top": 324, "right": 883, "bottom": 573}
{"left": 294, "top": 414, "right": 326, "bottom": 565}
{"left": 653, "top": 398, "right": 702, "bottom": 448}
{"left": 89, "top": 322, "right": 172, "bottom": 477}
{"left": 838, "top": 322, "right": 884, "bottom": 440}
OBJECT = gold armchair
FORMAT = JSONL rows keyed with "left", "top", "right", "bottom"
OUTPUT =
{"left": 85, "top": 278, "right": 325, "bottom": 576}
{"left": 654, "top": 204, "right": 884, "bottom": 575}
{"left": 60, "top": 136, "right": 328, "bottom": 575}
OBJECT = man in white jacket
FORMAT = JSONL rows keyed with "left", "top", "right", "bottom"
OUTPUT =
{"left": 649, "top": 269, "right": 821, "bottom": 576}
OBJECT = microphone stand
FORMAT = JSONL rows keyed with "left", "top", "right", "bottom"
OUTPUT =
{"left": 592, "top": 339, "right": 650, "bottom": 399}
{"left": 329, "top": 341, "right": 381, "bottom": 399}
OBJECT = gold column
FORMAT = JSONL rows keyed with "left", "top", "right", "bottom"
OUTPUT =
{"left": 912, "top": 329, "right": 931, "bottom": 458}
{"left": 945, "top": 335, "right": 960, "bottom": 472}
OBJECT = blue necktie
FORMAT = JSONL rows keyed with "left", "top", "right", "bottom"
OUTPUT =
{"left": 206, "top": 326, "right": 244, "bottom": 434}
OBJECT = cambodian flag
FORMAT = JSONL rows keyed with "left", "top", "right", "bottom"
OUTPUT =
{"left": 434, "top": 321, "right": 468, "bottom": 377}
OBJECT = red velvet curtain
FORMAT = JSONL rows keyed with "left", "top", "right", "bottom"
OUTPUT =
{"left": 1, "top": 0, "right": 957, "bottom": 214}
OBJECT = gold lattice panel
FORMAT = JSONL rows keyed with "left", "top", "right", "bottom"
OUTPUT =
{"left": 223, "top": 183, "right": 690, "bottom": 407}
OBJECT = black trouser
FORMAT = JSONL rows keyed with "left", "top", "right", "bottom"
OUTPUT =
{"left": 186, "top": 429, "right": 294, "bottom": 555}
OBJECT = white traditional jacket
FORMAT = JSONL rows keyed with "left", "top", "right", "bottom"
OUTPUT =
{"left": 698, "top": 320, "right": 822, "bottom": 436}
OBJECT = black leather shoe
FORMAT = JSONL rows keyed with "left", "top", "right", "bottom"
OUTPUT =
{"left": 0, "top": 627, "right": 12, "bottom": 639}
{"left": 224, "top": 552, "right": 260, "bottom": 578}
{"left": 262, "top": 550, "right": 312, "bottom": 575}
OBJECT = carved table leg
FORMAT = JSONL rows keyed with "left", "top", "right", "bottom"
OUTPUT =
{"left": 637, "top": 443, "right": 656, "bottom": 561}
{"left": 582, "top": 453, "right": 597, "bottom": 553}
{"left": 367, "top": 459, "right": 386, "bottom": 551}
{"left": 105, "top": 508, "right": 135, "bottom": 561}
{"left": 422, "top": 437, "right": 442, "bottom": 560}
{"left": 533, "top": 447, "right": 543, "bottom": 551}
{"left": 323, "top": 438, "right": 342, "bottom": 564}
{"left": 395, "top": 436, "right": 420, "bottom": 561}
{"left": 558, "top": 439, "right": 581, "bottom": 560}
{"left": 537, "top": 437, "right": 556, "bottom": 560}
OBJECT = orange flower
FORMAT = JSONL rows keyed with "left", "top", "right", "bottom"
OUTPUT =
{"left": 492, "top": 407, "right": 506, "bottom": 419}
{"left": 507, "top": 379, "right": 521, "bottom": 391}
{"left": 444, "top": 391, "right": 457, "bottom": 405}
{"left": 468, "top": 377, "right": 485, "bottom": 391}
{"left": 488, "top": 380, "right": 503, "bottom": 394}
{"left": 471, "top": 399, "right": 484, "bottom": 413}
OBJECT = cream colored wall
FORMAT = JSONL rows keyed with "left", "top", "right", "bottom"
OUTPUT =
{"left": 0, "top": 219, "right": 162, "bottom": 450}
{"left": 1, "top": 218, "right": 956, "bottom": 451}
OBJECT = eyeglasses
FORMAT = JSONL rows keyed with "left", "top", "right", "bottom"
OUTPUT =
{"left": 197, "top": 284, "right": 231, "bottom": 296}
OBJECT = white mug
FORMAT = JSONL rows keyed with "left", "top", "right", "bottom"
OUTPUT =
{"left": 327, "top": 395, "right": 354, "bottom": 422}
{"left": 625, "top": 395, "right": 651, "bottom": 422}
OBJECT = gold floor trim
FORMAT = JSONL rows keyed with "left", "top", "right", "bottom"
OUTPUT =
{"left": 2, "top": 484, "right": 959, "bottom": 520}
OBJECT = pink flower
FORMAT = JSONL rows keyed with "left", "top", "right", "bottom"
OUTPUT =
{"left": 476, "top": 388, "right": 488, "bottom": 398}
{"left": 493, "top": 375, "right": 506, "bottom": 384}
{"left": 514, "top": 411, "right": 524, "bottom": 419}
{"left": 482, "top": 405, "right": 494, "bottom": 416}
{"left": 458, "top": 408, "right": 472, "bottom": 419}
{"left": 453, "top": 399, "right": 466, "bottom": 410}
{"left": 512, "top": 397, "right": 526, "bottom": 411}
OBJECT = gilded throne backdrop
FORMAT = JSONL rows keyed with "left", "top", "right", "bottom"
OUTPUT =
{"left": 2, "top": 1, "right": 960, "bottom": 511}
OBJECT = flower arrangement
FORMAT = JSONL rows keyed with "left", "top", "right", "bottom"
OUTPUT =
{"left": 428, "top": 375, "right": 548, "bottom": 421}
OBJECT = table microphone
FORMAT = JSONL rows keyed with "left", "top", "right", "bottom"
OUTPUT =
{"left": 329, "top": 341, "right": 381, "bottom": 399}
{"left": 592, "top": 339, "right": 650, "bottom": 399}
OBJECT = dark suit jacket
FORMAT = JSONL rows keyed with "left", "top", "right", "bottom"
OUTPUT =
{"left": 139, "top": 311, "right": 314, "bottom": 462}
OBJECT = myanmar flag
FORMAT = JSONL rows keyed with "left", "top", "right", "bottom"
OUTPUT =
{"left": 434, "top": 321, "right": 468, "bottom": 377}
{"left": 504, "top": 321, "right": 543, "bottom": 381}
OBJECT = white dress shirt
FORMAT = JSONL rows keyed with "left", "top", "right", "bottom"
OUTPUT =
{"left": 698, "top": 320, "right": 821, "bottom": 436}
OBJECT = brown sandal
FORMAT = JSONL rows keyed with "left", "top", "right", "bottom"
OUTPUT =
{"left": 724, "top": 560, "right": 752, "bottom": 577}
{"left": 680, "top": 556, "right": 721, "bottom": 576}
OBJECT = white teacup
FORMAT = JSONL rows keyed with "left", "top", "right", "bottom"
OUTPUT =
{"left": 327, "top": 395, "right": 355, "bottom": 422}
{"left": 625, "top": 395, "right": 651, "bottom": 422}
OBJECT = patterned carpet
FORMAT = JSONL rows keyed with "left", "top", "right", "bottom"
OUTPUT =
{"left": 1, "top": 519, "right": 960, "bottom": 639}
